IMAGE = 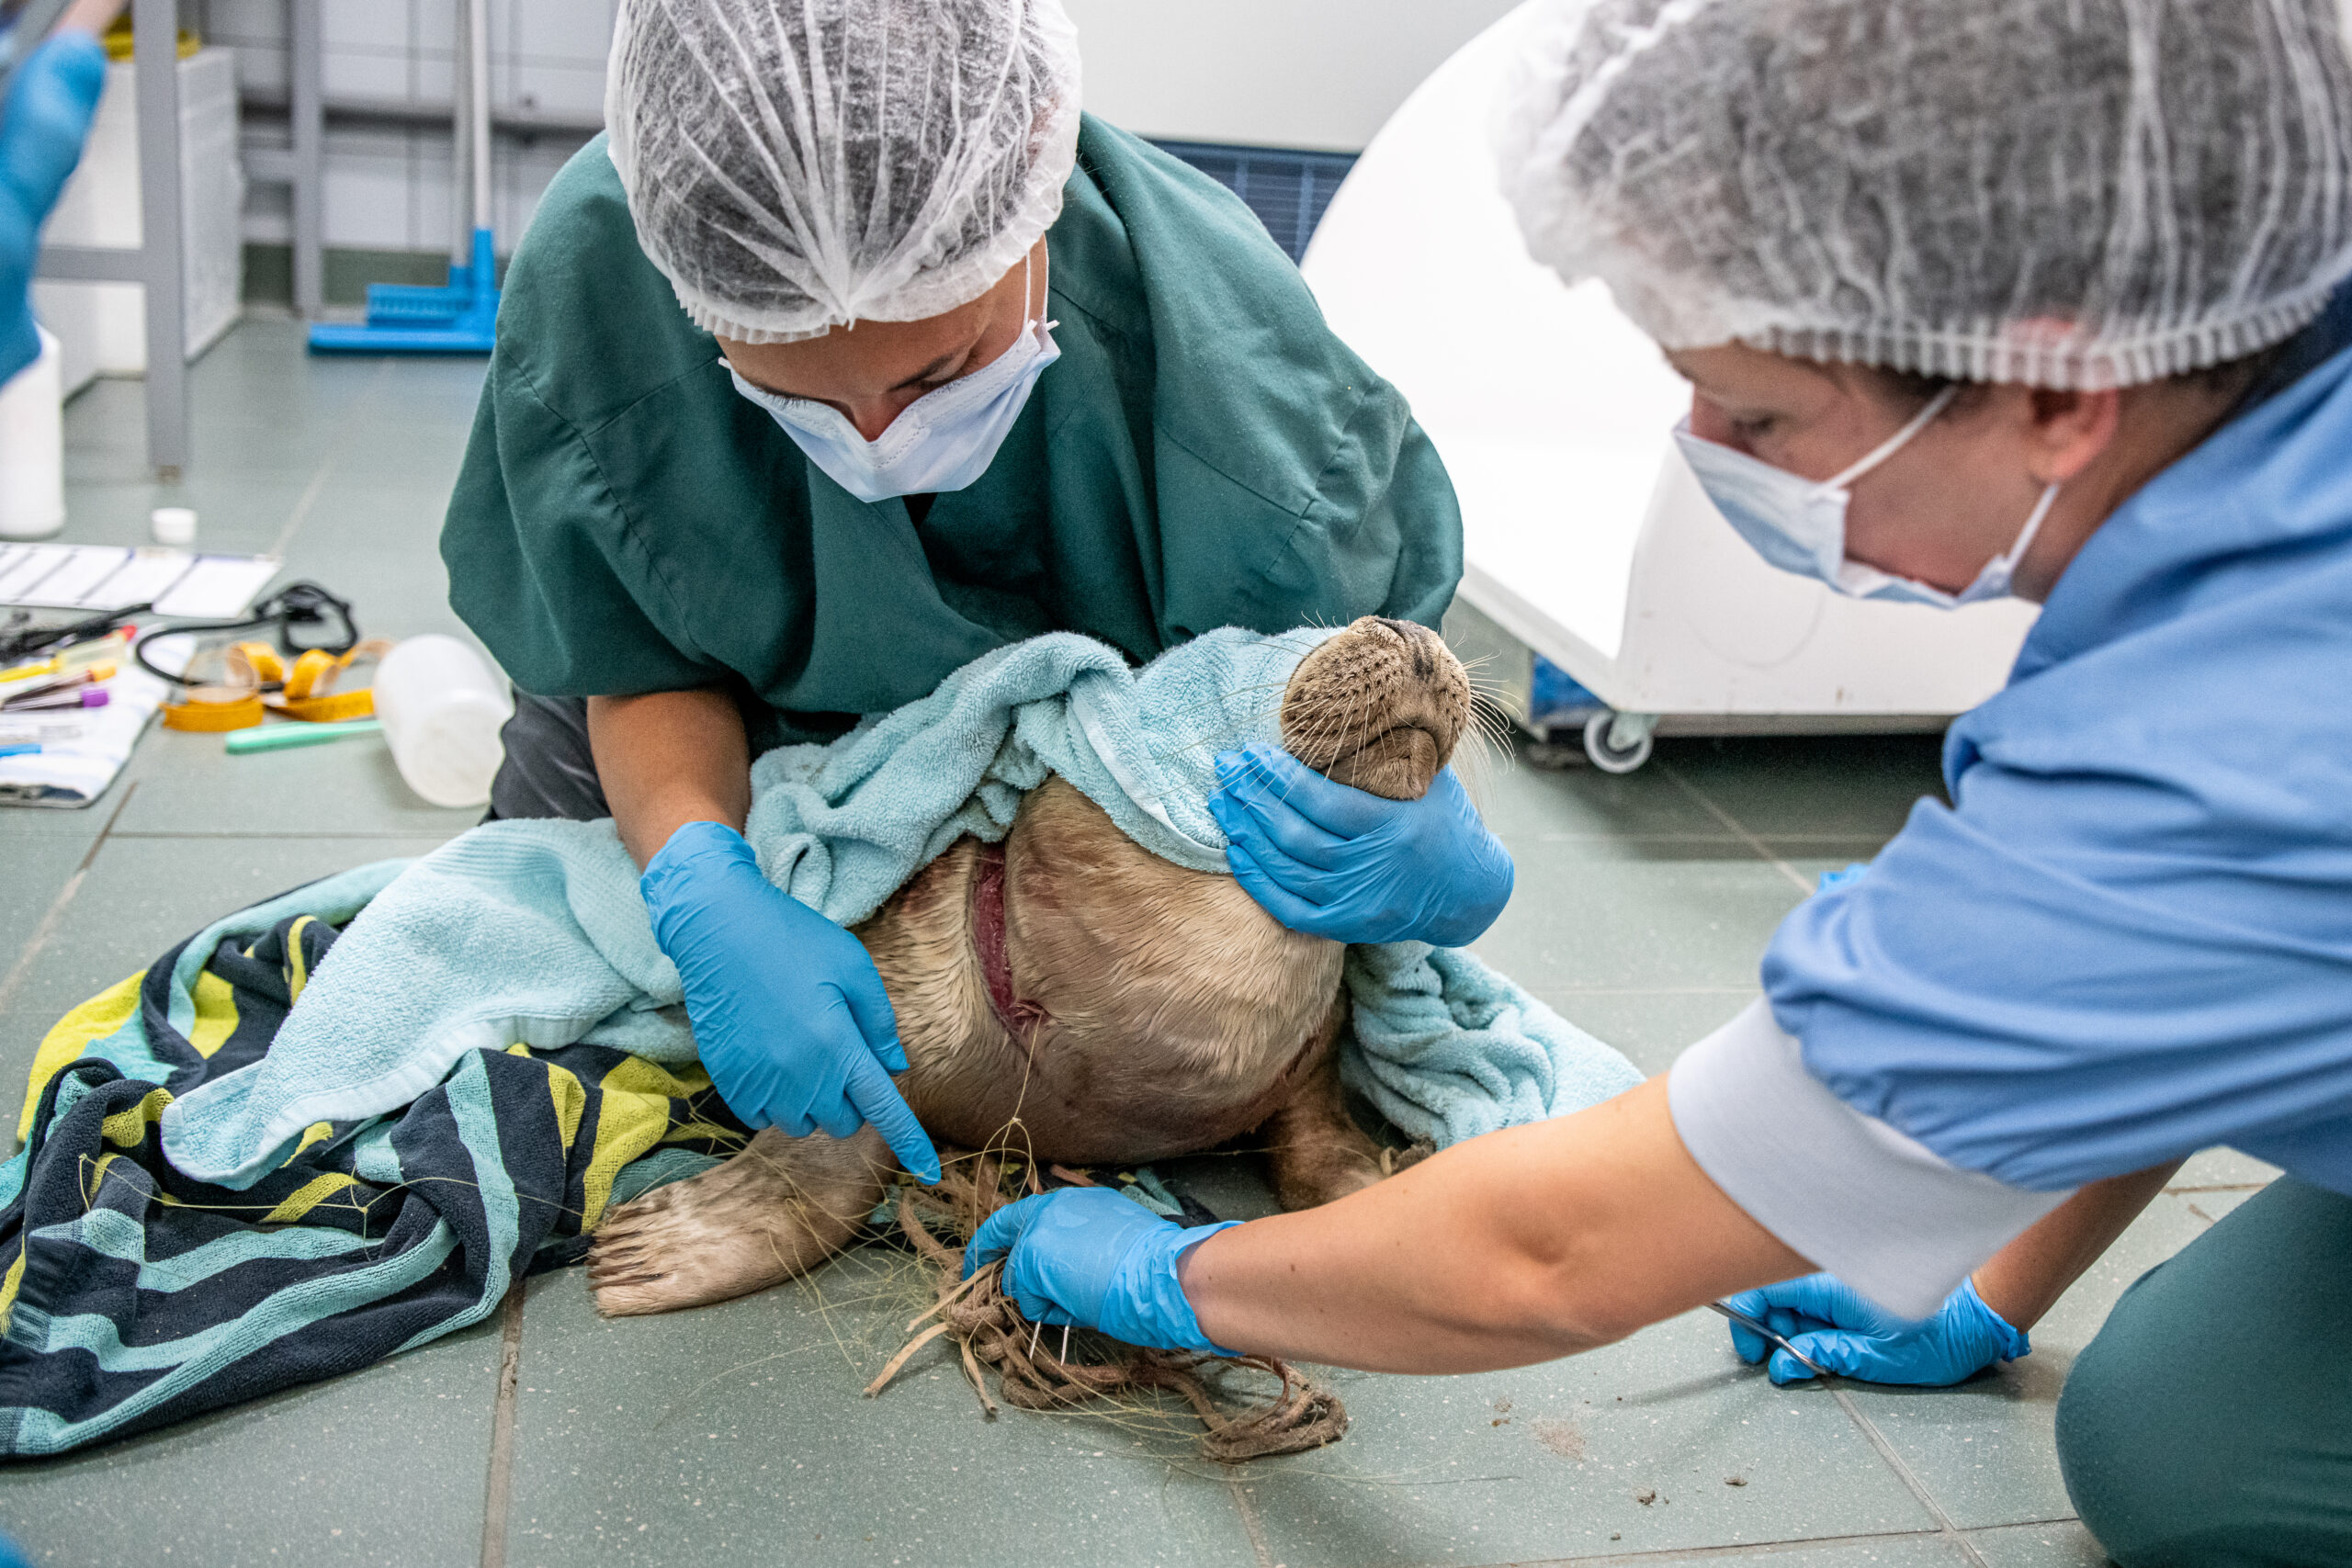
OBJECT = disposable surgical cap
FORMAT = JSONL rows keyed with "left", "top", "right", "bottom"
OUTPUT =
{"left": 605, "top": 0, "right": 1081, "bottom": 344}
{"left": 1495, "top": 0, "right": 2352, "bottom": 389}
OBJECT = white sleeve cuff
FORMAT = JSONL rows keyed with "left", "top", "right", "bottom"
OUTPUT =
{"left": 1668, "top": 998, "right": 2072, "bottom": 1318}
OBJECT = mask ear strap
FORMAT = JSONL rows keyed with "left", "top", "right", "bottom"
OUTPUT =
{"left": 1823, "top": 383, "right": 1962, "bottom": 491}
{"left": 1997, "top": 481, "right": 2063, "bottom": 569}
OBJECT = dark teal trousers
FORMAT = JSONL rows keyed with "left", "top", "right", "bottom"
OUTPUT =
{"left": 2057, "top": 1177, "right": 2352, "bottom": 1566}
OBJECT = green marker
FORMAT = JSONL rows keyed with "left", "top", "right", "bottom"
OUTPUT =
{"left": 225, "top": 718, "right": 385, "bottom": 755}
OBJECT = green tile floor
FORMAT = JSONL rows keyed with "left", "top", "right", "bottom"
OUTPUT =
{"left": 0, "top": 319, "right": 2272, "bottom": 1567}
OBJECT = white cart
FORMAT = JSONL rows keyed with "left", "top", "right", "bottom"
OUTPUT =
{"left": 1298, "top": 5, "right": 2039, "bottom": 772}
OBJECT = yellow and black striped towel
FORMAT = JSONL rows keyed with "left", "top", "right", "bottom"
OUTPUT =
{"left": 0, "top": 872, "right": 746, "bottom": 1457}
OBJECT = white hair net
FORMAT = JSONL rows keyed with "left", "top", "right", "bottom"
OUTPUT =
{"left": 605, "top": 0, "right": 1081, "bottom": 344}
{"left": 1495, "top": 0, "right": 2352, "bottom": 389}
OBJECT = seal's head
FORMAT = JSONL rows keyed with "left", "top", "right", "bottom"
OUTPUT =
{"left": 1278, "top": 616, "right": 1472, "bottom": 802}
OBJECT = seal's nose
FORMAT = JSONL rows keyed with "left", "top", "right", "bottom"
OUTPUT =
{"left": 1373, "top": 616, "right": 1435, "bottom": 679}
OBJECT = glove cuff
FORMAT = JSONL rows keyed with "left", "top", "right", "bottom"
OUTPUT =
{"left": 640, "top": 820, "right": 759, "bottom": 926}
{"left": 1102, "top": 1220, "right": 1242, "bottom": 1356}
{"left": 1956, "top": 1276, "right": 2031, "bottom": 1362}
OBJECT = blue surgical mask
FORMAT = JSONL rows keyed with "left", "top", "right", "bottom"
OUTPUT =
{"left": 1672, "top": 385, "right": 2060, "bottom": 608}
{"left": 730, "top": 257, "right": 1060, "bottom": 504}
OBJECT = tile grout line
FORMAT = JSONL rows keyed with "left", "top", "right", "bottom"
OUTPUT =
{"left": 1529, "top": 833, "right": 1887, "bottom": 845}
{"left": 1489, "top": 1524, "right": 1955, "bottom": 1565}
{"left": 1652, "top": 764, "right": 1815, "bottom": 897}
{"left": 478, "top": 1281, "right": 527, "bottom": 1568}
{"left": 0, "top": 784, "right": 138, "bottom": 1021}
{"left": 267, "top": 356, "right": 394, "bottom": 561}
{"left": 1224, "top": 1474, "right": 1277, "bottom": 1568}
{"left": 1525, "top": 987, "right": 1762, "bottom": 998}
{"left": 1829, "top": 1387, "right": 1994, "bottom": 1568}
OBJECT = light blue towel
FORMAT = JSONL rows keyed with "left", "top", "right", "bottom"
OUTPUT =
{"left": 163, "top": 628, "right": 1639, "bottom": 1188}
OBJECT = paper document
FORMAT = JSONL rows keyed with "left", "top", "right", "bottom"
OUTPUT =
{"left": 0, "top": 544, "right": 280, "bottom": 616}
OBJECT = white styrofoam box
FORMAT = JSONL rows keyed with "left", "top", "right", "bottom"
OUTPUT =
{"left": 34, "top": 49, "right": 245, "bottom": 379}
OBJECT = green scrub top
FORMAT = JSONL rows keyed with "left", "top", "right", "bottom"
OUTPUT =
{"left": 442, "top": 117, "right": 1464, "bottom": 749}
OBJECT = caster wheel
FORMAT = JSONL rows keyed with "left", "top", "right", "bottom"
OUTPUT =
{"left": 1583, "top": 711, "right": 1655, "bottom": 774}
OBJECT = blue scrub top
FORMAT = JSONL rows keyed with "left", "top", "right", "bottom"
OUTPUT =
{"left": 1763, "top": 296, "right": 2352, "bottom": 1194}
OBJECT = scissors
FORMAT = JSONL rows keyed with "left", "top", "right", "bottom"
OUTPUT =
{"left": 1707, "top": 1299, "right": 1832, "bottom": 1381}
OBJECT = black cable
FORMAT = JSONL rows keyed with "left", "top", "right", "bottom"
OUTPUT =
{"left": 130, "top": 581, "right": 360, "bottom": 686}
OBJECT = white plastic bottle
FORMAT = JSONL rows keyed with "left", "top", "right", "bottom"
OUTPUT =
{"left": 372, "top": 634, "right": 514, "bottom": 807}
{"left": 0, "top": 325, "right": 66, "bottom": 541}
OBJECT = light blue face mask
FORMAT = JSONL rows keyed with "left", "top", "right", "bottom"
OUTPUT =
{"left": 1673, "top": 385, "right": 2060, "bottom": 608}
{"left": 729, "top": 257, "right": 1060, "bottom": 504}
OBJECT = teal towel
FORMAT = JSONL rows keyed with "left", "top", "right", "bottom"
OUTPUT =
{"left": 163, "top": 629, "right": 1640, "bottom": 1187}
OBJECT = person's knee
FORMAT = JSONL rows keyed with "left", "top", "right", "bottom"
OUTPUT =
{"left": 2057, "top": 1310, "right": 2197, "bottom": 1565}
{"left": 2059, "top": 1184, "right": 2352, "bottom": 1568}
{"left": 2056, "top": 1309, "right": 2308, "bottom": 1565}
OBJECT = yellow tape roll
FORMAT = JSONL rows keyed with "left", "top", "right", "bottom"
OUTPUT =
{"left": 165, "top": 638, "right": 392, "bottom": 733}
{"left": 163, "top": 688, "right": 267, "bottom": 732}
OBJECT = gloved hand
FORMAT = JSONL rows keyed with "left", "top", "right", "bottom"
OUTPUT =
{"left": 642, "top": 819, "right": 941, "bottom": 1182}
{"left": 1208, "top": 745, "right": 1514, "bottom": 947}
{"left": 1724, "top": 1273, "right": 2030, "bottom": 1387}
{"left": 0, "top": 32, "right": 106, "bottom": 383}
{"left": 964, "top": 1187, "right": 1239, "bottom": 1353}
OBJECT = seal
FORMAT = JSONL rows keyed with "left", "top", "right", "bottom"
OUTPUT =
{"left": 587, "top": 616, "right": 1475, "bottom": 1316}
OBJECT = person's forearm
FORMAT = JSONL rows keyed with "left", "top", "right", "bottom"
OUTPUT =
{"left": 1970, "top": 1159, "right": 2182, "bottom": 1329}
{"left": 1177, "top": 1077, "right": 1811, "bottom": 1373}
{"left": 586, "top": 689, "right": 752, "bottom": 867}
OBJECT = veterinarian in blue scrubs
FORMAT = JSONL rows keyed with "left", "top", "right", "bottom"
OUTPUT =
{"left": 438, "top": 0, "right": 1503, "bottom": 1184}
{"left": 973, "top": 4, "right": 2352, "bottom": 1561}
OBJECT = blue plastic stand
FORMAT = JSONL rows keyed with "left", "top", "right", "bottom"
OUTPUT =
{"left": 307, "top": 227, "right": 500, "bottom": 355}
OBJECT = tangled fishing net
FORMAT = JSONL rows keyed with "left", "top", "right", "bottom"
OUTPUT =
{"left": 862, "top": 1152, "right": 1348, "bottom": 1461}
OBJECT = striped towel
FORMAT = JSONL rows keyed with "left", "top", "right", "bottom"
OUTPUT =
{"left": 0, "top": 879, "right": 741, "bottom": 1457}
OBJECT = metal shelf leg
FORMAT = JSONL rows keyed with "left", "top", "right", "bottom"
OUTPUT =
{"left": 133, "top": 0, "right": 187, "bottom": 479}
{"left": 289, "top": 0, "right": 322, "bottom": 319}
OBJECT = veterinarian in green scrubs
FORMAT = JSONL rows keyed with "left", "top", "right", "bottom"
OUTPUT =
{"left": 439, "top": 0, "right": 1480, "bottom": 1183}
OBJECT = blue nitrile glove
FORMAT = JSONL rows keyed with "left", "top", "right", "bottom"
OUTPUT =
{"left": 964, "top": 1187, "right": 1239, "bottom": 1353}
{"left": 1208, "top": 744, "right": 1514, "bottom": 947}
{"left": 641, "top": 819, "right": 941, "bottom": 1182}
{"left": 1724, "top": 1273, "right": 2030, "bottom": 1387}
{"left": 1816, "top": 862, "right": 1870, "bottom": 894}
{"left": 0, "top": 32, "right": 106, "bottom": 383}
